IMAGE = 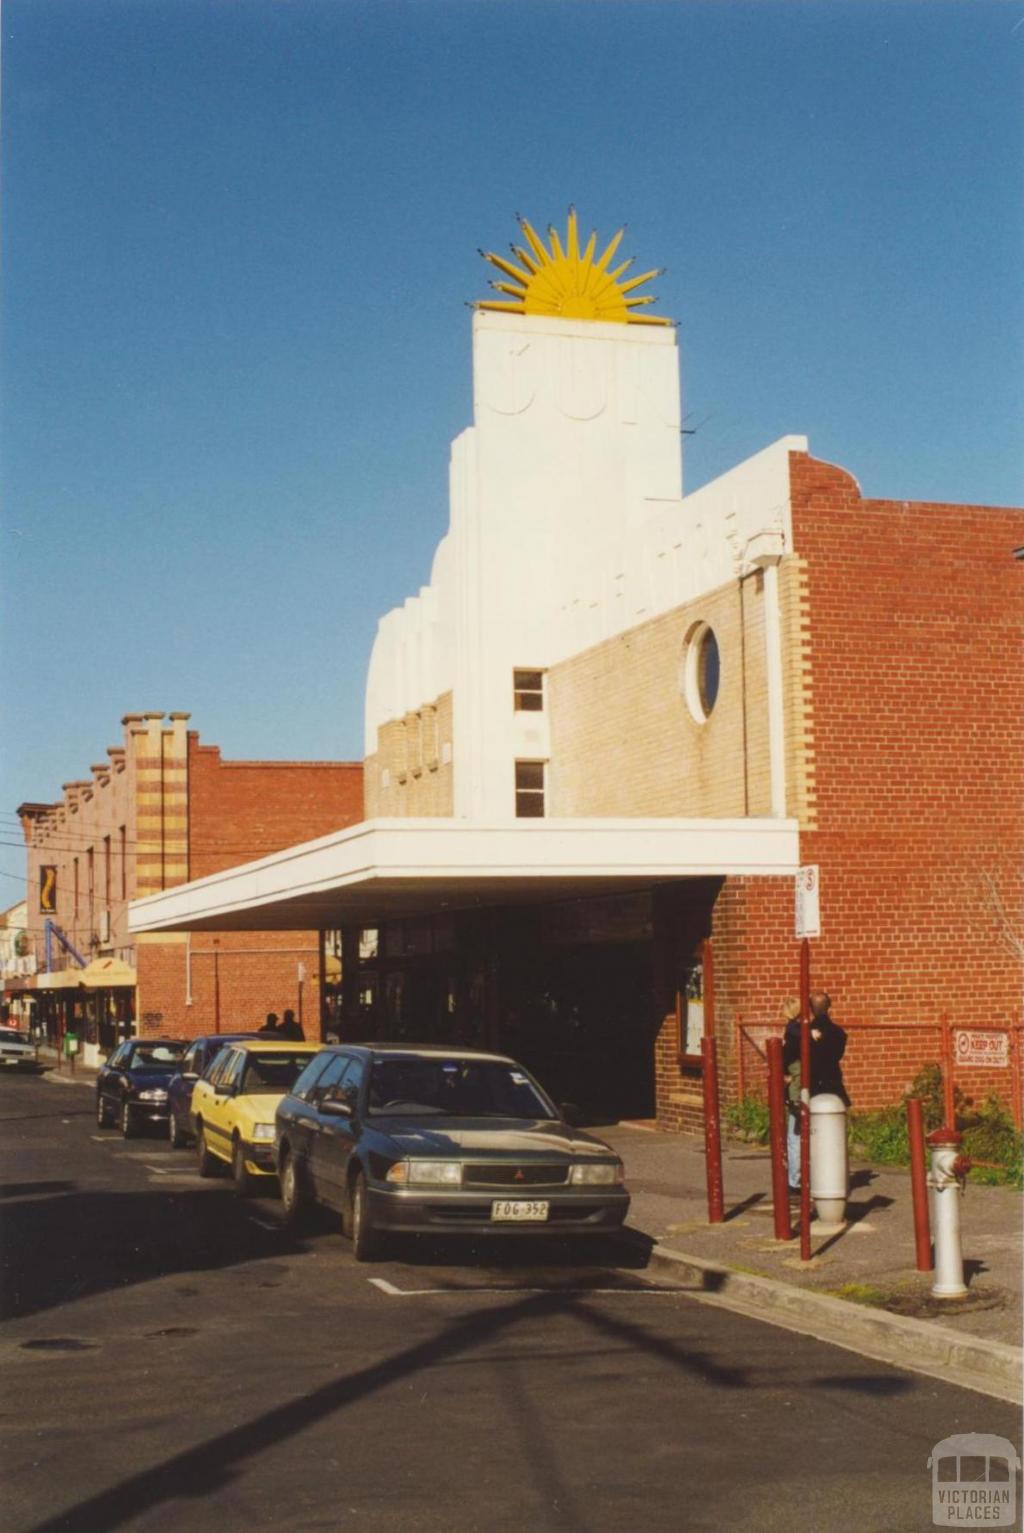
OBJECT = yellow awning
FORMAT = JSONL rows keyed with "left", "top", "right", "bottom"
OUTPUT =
{"left": 36, "top": 970, "right": 86, "bottom": 991}
{"left": 79, "top": 958, "right": 137, "bottom": 988}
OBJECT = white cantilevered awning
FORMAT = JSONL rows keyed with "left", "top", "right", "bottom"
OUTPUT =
{"left": 128, "top": 816, "right": 801, "bottom": 935}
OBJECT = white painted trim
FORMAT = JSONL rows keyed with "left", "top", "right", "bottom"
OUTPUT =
{"left": 761, "top": 560, "right": 787, "bottom": 817}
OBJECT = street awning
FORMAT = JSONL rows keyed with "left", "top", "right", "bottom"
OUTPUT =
{"left": 129, "top": 815, "right": 800, "bottom": 935}
{"left": 79, "top": 957, "right": 137, "bottom": 988}
{"left": 36, "top": 970, "right": 86, "bottom": 991}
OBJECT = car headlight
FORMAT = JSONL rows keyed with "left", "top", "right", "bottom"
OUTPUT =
{"left": 137, "top": 1089, "right": 168, "bottom": 1103}
{"left": 251, "top": 1123, "right": 276, "bottom": 1142}
{"left": 386, "top": 1160, "right": 464, "bottom": 1187}
{"left": 569, "top": 1162, "right": 624, "bottom": 1186}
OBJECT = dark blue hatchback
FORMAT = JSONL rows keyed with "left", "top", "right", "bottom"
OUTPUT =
{"left": 166, "top": 1033, "right": 259, "bottom": 1148}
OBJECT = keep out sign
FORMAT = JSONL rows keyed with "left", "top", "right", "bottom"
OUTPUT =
{"left": 954, "top": 1031, "right": 1010, "bottom": 1069}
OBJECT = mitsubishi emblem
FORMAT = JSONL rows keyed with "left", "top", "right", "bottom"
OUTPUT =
{"left": 514, "top": 1169, "right": 526, "bottom": 1182}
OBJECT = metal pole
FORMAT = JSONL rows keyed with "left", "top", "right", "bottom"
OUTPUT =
{"left": 940, "top": 1014, "right": 955, "bottom": 1129}
{"left": 799, "top": 938, "right": 810, "bottom": 1020}
{"left": 702, "top": 937, "right": 715, "bottom": 1050}
{"left": 735, "top": 1015, "right": 745, "bottom": 1103}
{"left": 701, "top": 1034, "right": 725, "bottom": 1224}
{"left": 799, "top": 1007, "right": 812, "bottom": 1261}
{"left": 213, "top": 941, "right": 221, "bottom": 1034}
{"left": 906, "top": 1097, "right": 933, "bottom": 1272}
{"left": 766, "top": 1037, "right": 792, "bottom": 1241}
{"left": 1010, "top": 1027, "right": 1022, "bottom": 1131}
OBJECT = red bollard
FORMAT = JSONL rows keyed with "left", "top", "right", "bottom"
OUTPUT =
{"left": 906, "top": 1097, "right": 933, "bottom": 1272}
{"left": 766, "top": 1037, "right": 792, "bottom": 1241}
{"left": 799, "top": 1013, "right": 812, "bottom": 1260}
{"left": 701, "top": 1035, "right": 725, "bottom": 1224}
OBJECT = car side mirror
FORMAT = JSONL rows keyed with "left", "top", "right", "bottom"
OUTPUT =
{"left": 560, "top": 1102, "right": 585, "bottom": 1127}
{"left": 182, "top": 1070, "right": 198, "bottom": 1082}
{"left": 320, "top": 1098, "right": 352, "bottom": 1118}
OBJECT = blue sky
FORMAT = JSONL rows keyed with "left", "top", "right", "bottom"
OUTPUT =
{"left": 1, "top": 0, "right": 1021, "bottom": 899}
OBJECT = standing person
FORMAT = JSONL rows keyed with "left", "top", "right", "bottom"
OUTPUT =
{"left": 258, "top": 1012, "right": 280, "bottom": 1037}
{"left": 278, "top": 1008, "right": 304, "bottom": 1041}
{"left": 779, "top": 997, "right": 803, "bottom": 1193}
{"left": 782, "top": 991, "right": 850, "bottom": 1193}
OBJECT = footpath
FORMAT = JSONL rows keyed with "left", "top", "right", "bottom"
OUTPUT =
{"left": 602, "top": 1122, "right": 1022, "bottom": 1405}
{"left": 38, "top": 1054, "right": 1021, "bottom": 1404}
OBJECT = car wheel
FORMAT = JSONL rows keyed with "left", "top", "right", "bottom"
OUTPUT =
{"left": 168, "top": 1109, "right": 186, "bottom": 1150}
{"left": 96, "top": 1093, "right": 112, "bottom": 1129}
{"left": 232, "top": 1139, "right": 255, "bottom": 1197}
{"left": 350, "top": 1171, "right": 380, "bottom": 1263}
{"left": 196, "top": 1124, "right": 217, "bottom": 1178}
{"left": 279, "top": 1151, "right": 306, "bottom": 1228}
{"left": 120, "top": 1100, "right": 138, "bottom": 1139}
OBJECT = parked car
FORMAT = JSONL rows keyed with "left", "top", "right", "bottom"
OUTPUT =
{"left": 275, "top": 1045, "right": 630, "bottom": 1261}
{"left": 95, "top": 1038, "right": 188, "bottom": 1137}
{"left": 166, "top": 1032, "right": 259, "bottom": 1148}
{"left": 0, "top": 1024, "right": 41, "bottom": 1073}
{"left": 0, "top": 1025, "right": 41, "bottom": 1072}
{"left": 190, "top": 1039, "right": 320, "bottom": 1194}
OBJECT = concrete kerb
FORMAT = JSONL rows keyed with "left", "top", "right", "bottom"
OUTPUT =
{"left": 639, "top": 1241, "right": 1023, "bottom": 1405}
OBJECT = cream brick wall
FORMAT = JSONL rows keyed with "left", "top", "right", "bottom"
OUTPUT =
{"left": 365, "top": 692, "right": 454, "bottom": 818}
{"left": 547, "top": 558, "right": 813, "bottom": 822}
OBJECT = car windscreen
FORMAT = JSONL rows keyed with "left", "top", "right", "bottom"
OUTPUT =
{"left": 240, "top": 1053, "right": 313, "bottom": 1094}
{"left": 366, "top": 1058, "right": 556, "bottom": 1119}
{"left": 0, "top": 1028, "right": 31, "bottom": 1044}
{"left": 127, "top": 1044, "right": 186, "bottom": 1071}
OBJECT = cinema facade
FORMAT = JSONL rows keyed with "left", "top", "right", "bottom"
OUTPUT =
{"left": 130, "top": 217, "right": 1023, "bottom": 1129}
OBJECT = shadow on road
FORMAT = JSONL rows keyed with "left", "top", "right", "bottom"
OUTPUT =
{"left": 24, "top": 1284, "right": 752, "bottom": 1533}
{"left": 0, "top": 1184, "right": 309, "bottom": 1322}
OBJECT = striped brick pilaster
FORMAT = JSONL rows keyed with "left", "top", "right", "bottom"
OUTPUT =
{"left": 131, "top": 712, "right": 190, "bottom": 896}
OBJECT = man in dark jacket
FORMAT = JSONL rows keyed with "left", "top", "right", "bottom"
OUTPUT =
{"left": 783, "top": 992, "right": 850, "bottom": 1191}
{"left": 277, "top": 1008, "right": 305, "bottom": 1041}
{"left": 257, "top": 1012, "right": 280, "bottom": 1037}
{"left": 783, "top": 992, "right": 850, "bottom": 1103}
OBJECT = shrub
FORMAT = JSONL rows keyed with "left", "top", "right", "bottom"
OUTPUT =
{"left": 961, "top": 1096, "right": 1023, "bottom": 1190}
{"left": 725, "top": 1095, "right": 770, "bottom": 1145}
{"left": 726, "top": 1066, "right": 1021, "bottom": 1188}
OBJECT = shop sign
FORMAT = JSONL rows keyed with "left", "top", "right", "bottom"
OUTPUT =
{"left": 954, "top": 1030, "right": 1010, "bottom": 1069}
{"left": 794, "top": 865, "right": 820, "bottom": 939}
{"left": 39, "top": 866, "right": 57, "bottom": 914}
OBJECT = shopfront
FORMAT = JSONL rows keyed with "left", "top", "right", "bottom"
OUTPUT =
{"left": 33, "top": 962, "right": 136, "bottom": 1065}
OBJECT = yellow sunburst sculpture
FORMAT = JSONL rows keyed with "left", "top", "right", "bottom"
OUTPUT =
{"left": 477, "top": 208, "right": 671, "bottom": 326}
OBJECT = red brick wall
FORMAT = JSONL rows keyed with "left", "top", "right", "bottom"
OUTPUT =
{"left": 135, "top": 742, "right": 364, "bottom": 1040}
{"left": 697, "top": 454, "right": 1024, "bottom": 1117}
{"left": 187, "top": 739, "right": 363, "bottom": 878}
{"left": 137, "top": 935, "right": 322, "bottom": 1040}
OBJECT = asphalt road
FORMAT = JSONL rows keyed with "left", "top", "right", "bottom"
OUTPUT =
{"left": 0, "top": 1072, "right": 1018, "bottom": 1533}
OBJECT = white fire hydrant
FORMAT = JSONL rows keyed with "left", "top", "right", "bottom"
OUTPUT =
{"left": 810, "top": 1093, "right": 848, "bottom": 1228}
{"left": 927, "top": 1128, "right": 971, "bottom": 1300}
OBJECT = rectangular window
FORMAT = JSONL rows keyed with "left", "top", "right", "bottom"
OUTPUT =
{"left": 73, "top": 858, "right": 79, "bottom": 921}
{"left": 513, "top": 669, "right": 545, "bottom": 711}
{"left": 515, "top": 760, "right": 546, "bottom": 818}
{"left": 103, "top": 835, "right": 112, "bottom": 904}
{"left": 119, "top": 826, "right": 127, "bottom": 900}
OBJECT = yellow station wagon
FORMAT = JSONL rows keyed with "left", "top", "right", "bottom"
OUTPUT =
{"left": 191, "top": 1039, "right": 320, "bottom": 1194}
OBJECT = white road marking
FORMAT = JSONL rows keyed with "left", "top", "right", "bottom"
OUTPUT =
{"left": 366, "top": 1277, "right": 679, "bottom": 1298}
{"left": 245, "top": 1211, "right": 283, "bottom": 1230}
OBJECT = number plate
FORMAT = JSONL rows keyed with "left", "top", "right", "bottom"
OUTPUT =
{"left": 491, "top": 1200, "right": 550, "bottom": 1222}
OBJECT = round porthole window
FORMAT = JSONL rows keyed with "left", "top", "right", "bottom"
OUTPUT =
{"left": 682, "top": 623, "right": 721, "bottom": 723}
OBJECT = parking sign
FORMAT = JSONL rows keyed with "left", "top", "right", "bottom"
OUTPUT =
{"left": 795, "top": 865, "right": 820, "bottom": 939}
